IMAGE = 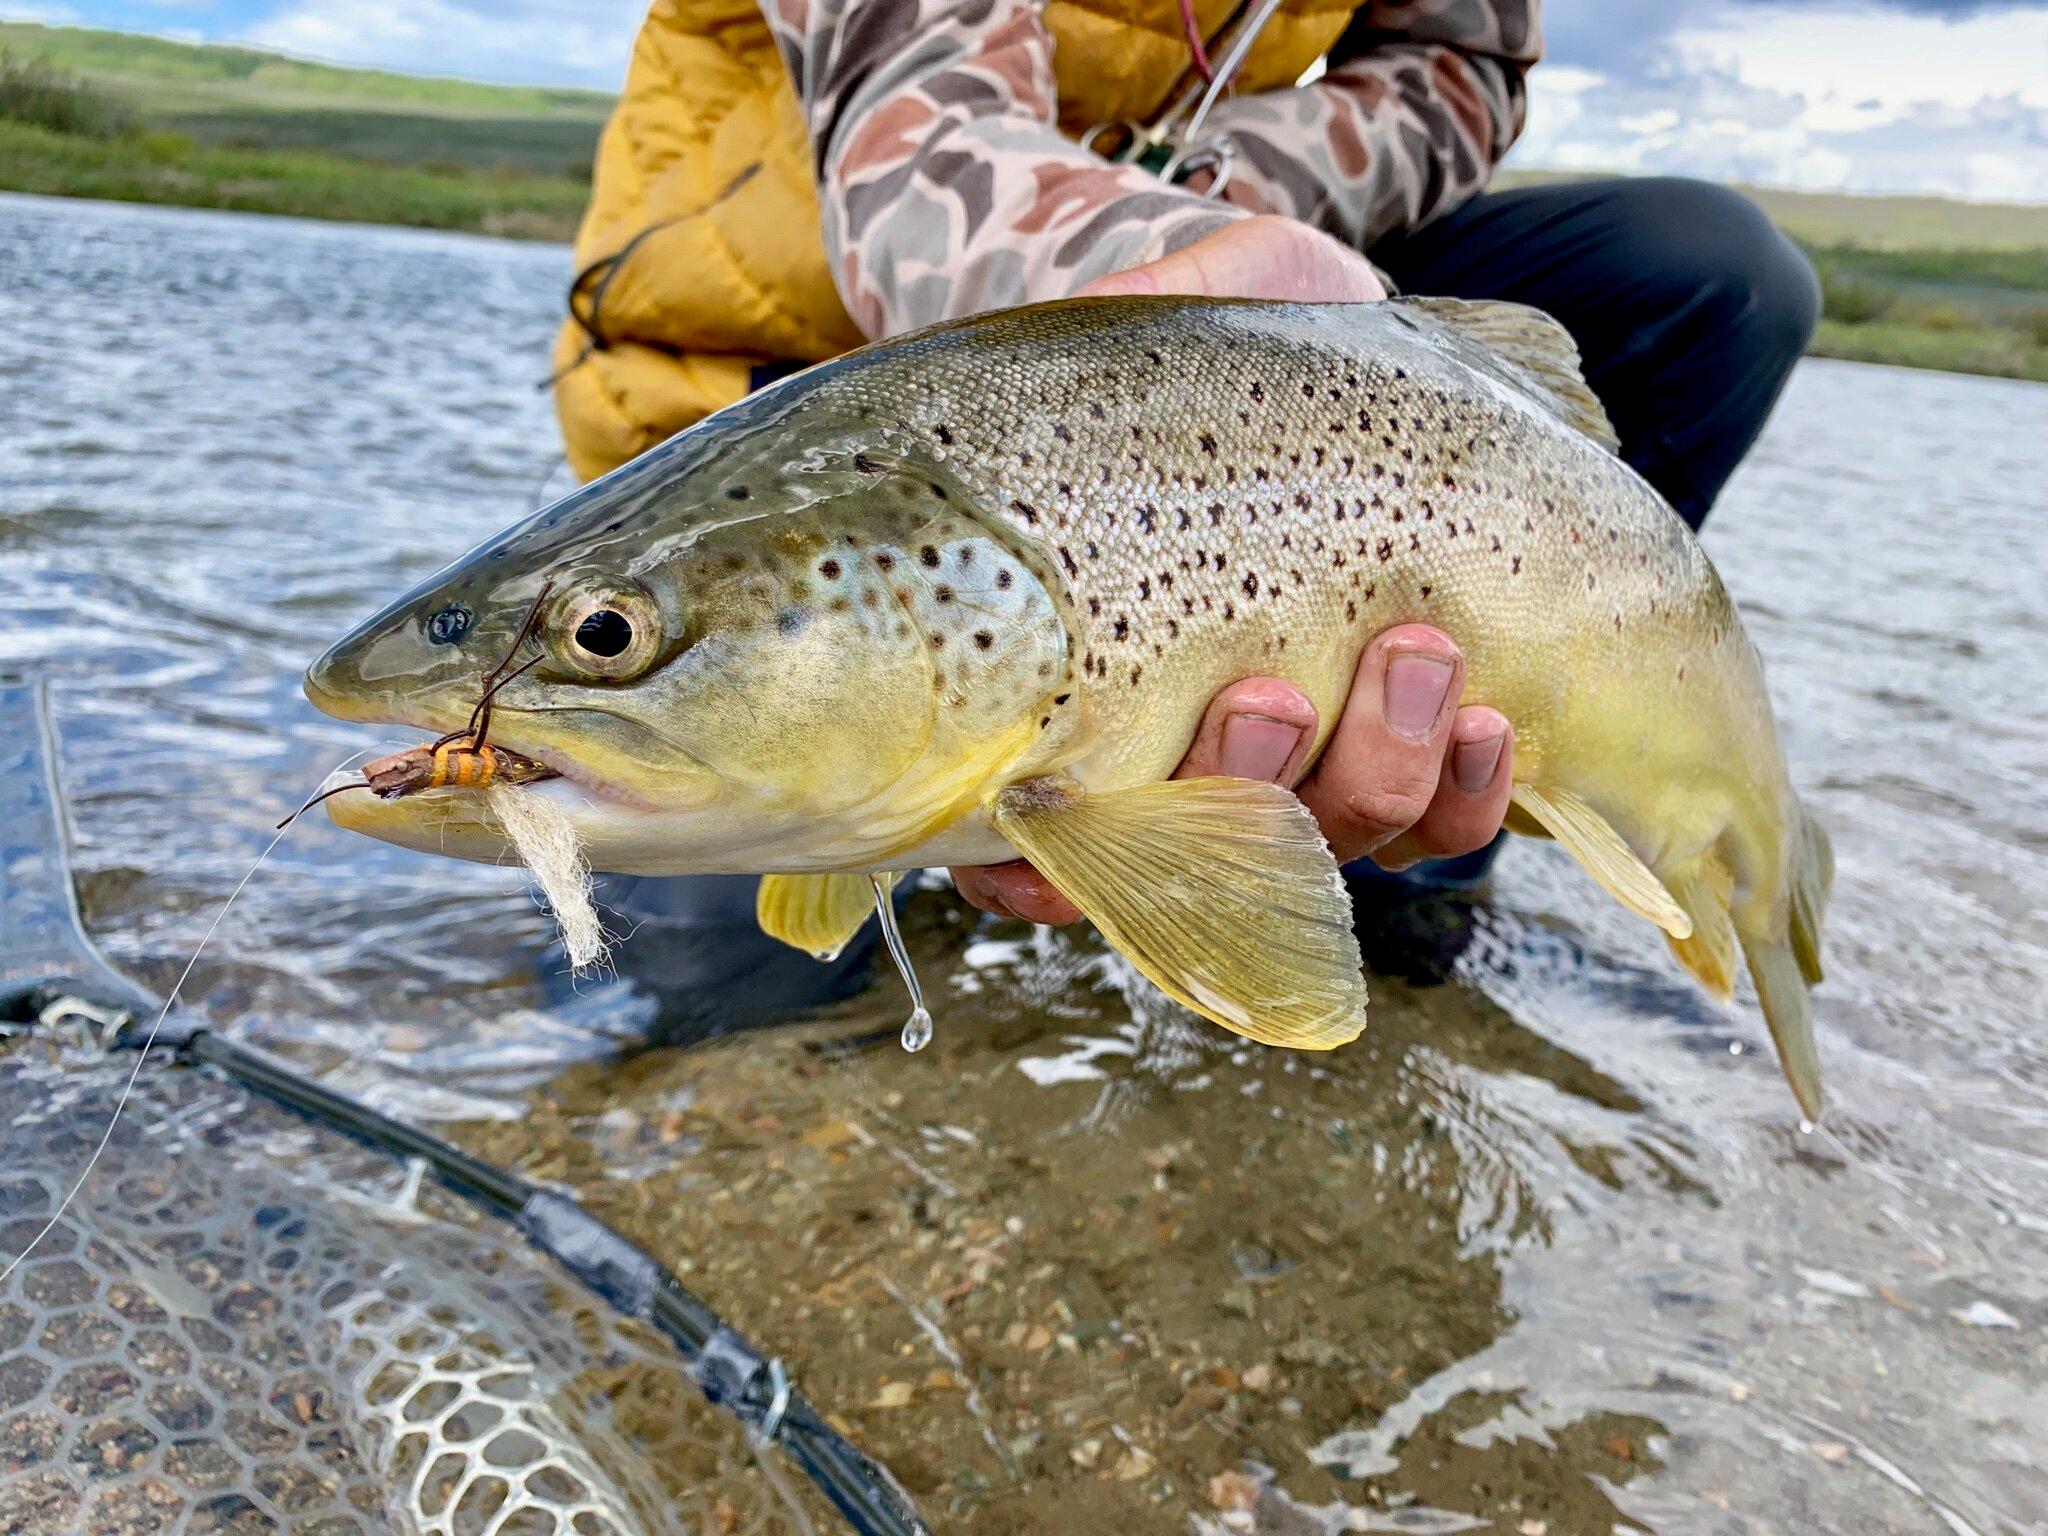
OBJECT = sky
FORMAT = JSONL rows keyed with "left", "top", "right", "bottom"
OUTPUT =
{"left": 11, "top": 0, "right": 2048, "bottom": 201}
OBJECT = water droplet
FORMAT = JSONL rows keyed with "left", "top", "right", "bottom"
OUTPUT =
{"left": 871, "top": 873, "right": 934, "bottom": 1055}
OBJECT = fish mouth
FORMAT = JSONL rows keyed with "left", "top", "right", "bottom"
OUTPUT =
{"left": 310, "top": 691, "right": 672, "bottom": 819}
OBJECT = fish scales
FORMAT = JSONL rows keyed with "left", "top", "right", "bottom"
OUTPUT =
{"left": 847, "top": 299, "right": 1746, "bottom": 802}
{"left": 306, "top": 295, "right": 1833, "bottom": 1112}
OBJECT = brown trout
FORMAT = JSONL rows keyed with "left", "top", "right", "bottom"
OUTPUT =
{"left": 305, "top": 297, "right": 1833, "bottom": 1113}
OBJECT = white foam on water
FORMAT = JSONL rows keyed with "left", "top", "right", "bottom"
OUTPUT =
{"left": 488, "top": 783, "right": 608, "bottom": 972}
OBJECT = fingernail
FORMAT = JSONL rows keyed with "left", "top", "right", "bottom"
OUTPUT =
{"left": 1220, "top": 713, "right": 1304, "bottom": 782}
{"left": 1452, "top": 729, "right": 1506, "bottom": 794}
{"left": 1384, "top": 652, "right": 1454, "bottom": 740}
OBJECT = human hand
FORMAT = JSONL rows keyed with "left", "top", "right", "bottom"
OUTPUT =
{"left": 1074, "top": 213, "right": 1388, "bottom": 304}
{"left": 953, "top": 626, "right": 1515, "bottom": 925}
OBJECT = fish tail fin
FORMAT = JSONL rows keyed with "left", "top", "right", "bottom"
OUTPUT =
{"left": 1736, "top": 799, "right": 1834, "bottom": 1121}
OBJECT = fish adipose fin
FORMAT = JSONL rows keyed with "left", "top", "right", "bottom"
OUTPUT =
{"left": 758, "top": 872, "right": 893, "bottom": 960}
{"left": 991, "top": 775, "right": 1366, "bottom": 1050}
{"left": 1509, "top": 784, "right": 1692, "bottom": 939}
{"left": 1394, "top": 298, "right": 1621, "bottom": 454}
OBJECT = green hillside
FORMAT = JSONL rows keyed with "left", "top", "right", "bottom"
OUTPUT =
{"left": 0, "top": 19, "right": 608, "bottom": 180}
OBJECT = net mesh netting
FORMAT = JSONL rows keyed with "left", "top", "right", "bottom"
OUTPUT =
{"left": 0, "top": 1020, "right": 829, "bottom": 1536}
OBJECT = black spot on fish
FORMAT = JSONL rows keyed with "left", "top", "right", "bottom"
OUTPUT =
{"left": 1242, "top": 572, "right": 1259, "bottom": 599}
{"left": 920, "top": 545, "right": 940, "bottom": 567}
{"left": 1113, "top": 617, "right": 1129, "bottom": 640}
{"left": 876, "top": 552, "right": 896, "bottom": 571}
{"left": 854, "top": 453, "right": 882, "bottom": 474}
{"left": 935, "top": 585, "right": 954, "bottom": 603}
{"left": 996, "top": 569, "right": 1013, "bottom": 589}
{"left": 1198, "top": 431, "right": 1217, "bottom": 456}
{"left": 726, "top": 485, "right": 750, "bottom": 501}
{"left": 974, "top": 630, "right": 994, "bottom": 649}
{"left": 1012, "top": 498, "right": 1039, "bottom": 524}
{"left": 935, "top": 424, "right": 954, "bottom": 444}
{"left": 819, "top": 559, "right": 841, "bottom": 579}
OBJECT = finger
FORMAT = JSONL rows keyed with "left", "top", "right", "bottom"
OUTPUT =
{"left": 1296, "top": 624, "right": 1463, "bottom": 864}
{"left": 1173, "top": 677, "right": 1318, "bottom": 783}
{"left": 950, "top": 860, "right": 1082, "bottom": 927}
{"left": 1075, "top": 216, "right": 1387, "bottom": 304}
{"left": 1371, "top": 707, "right": 1514, "bottom": 871}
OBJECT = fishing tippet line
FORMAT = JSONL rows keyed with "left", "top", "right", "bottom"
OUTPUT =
{"left": 0, "top": 748, "right": 377, "bottom": 1288}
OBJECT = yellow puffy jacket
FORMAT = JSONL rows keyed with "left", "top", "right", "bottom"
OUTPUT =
{"left": 551, "top": 0, "right": 1360, "bottom": 481}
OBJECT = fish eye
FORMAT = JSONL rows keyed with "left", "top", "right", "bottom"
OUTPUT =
{"left": 548, "top": 581, "right": 662, "bottom": 681}
{"left": 575, "top": 608, "right": 634, "bottom": 658}
{"left": 426, "top": 604, "right": 472, "bottom": 646}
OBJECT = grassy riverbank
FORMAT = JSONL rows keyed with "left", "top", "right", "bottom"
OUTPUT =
{"left": 4, "top": 22, "right": 2046, "bottom": 382}
{"left": 0, "top": 22, "right": 597, "bottom": 239}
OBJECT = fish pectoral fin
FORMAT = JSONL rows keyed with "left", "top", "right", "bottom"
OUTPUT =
{"left": 757, "top": 872, "right": 892, "bottom": 960}
{"left": 1394, "top": 297, "right": 1620, "bottom": 453}
{"left": 1741, "top": 928, "right": 1825, "bottom": 1120}
{"left": 990, "top": 775, "right": 1366, "bottom": 1050}
{"left": 1510, "top": 783, "right": 1692, "bottom": 939}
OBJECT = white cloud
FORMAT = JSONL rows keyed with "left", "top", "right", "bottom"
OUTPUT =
{"left": 1521, "top": 3, "right": 2048, "bottom": 201}
{"left": 242, "top": 0, "right": 644, "bottom": 91}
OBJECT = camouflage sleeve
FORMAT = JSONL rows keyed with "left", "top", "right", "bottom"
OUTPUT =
{"left": 763, "top": 0, "right": 1245, "bottom": 338}
{"left": 1202, "top": 1, "right": 1540, "bottom": 251}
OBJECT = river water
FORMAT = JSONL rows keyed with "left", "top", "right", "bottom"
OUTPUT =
{"left": 2, "top": 192, "right": 2044, "bottom": 1535}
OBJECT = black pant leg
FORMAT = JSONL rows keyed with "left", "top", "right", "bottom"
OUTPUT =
{"left": 1370, "top": 177, "right": 1820, "bottom": 528}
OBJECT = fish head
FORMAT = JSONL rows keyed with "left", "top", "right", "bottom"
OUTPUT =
{"left": 305, "top": 391, "right": 1069, "bottom": 873}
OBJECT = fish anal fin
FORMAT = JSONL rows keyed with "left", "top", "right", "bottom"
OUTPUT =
{"left": 990, "top": 775, "right": 1366, "bottom": 1050}
{"left": 1741, "top": 928, "right": 1825, "bottom": 1120}
{"left": 1510, "top": 783, "right": 1692, "bottom": 939}
{"left": 1789, "top": 808, "right": 1833, "bottom": 985}
{"left": 1665, "top": 855, "right": 1737, "bottom": 1001}
{"left": 757, "top": 872, "right": 889, "bottom": 960}
{"left": 1395, "top": 297, "right": 1620, "bottom": 453}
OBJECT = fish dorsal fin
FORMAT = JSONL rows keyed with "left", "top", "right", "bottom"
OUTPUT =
{"left": 1394, "top": 298, "right": 1621, "bottom": 454}
{"left": 758, "top": 872, "right": 892, "bottom": 961}
{"left": 990, "top": 775, "right": 1366, "bottom": 1050}
{"left": 1510, "top": 784, "right": 1691, "bottom": 938}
